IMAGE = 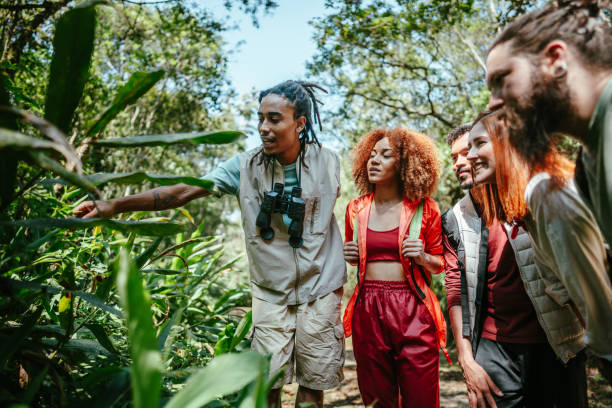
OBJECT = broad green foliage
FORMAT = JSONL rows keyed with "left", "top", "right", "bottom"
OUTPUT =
{"left": 52, "top": 171, "right": 215, "bottom": 190}
{"left": 116, "top": 249, "right": 162, "bottom": 408}
{"left": 97, "top": 130, "right": 244, "bottom": 147}
{"left": 87, "top": 70, "right": 166, "bottom": 137}
{"left": 44, "top": 1, "right": 100, "bottom": 134}
{"left": 165, "top": 351, "right": 265, "bottom": 408}
{"left": 0, "top": 1, "right": 274, "bottom": 407}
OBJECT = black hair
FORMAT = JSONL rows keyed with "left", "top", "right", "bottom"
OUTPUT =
{"left": 258, "top": 80, "right": 327, "bottom": 157}
{"left": 446, "top": 123, "right": 472, "bottom": 146}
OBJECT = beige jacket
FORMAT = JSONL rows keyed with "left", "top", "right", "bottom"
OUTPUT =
{"left": 525, "top": 172, "right": 612, "bottom": 362}
{"left": 238, "top": 144, "right": 346, "bottom": 305}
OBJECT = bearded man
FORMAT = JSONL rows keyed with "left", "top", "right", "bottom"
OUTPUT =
{"left": 486, "top": 0, "right": 612, "bottom": 381}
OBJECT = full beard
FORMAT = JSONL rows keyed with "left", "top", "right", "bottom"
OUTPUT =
{"left": 503, "top": 69, "right": 574, "bottom": 164}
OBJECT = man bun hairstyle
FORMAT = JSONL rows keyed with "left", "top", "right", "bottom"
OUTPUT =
{"left": 490, "top": 0, "right": 612, "bottom": 70}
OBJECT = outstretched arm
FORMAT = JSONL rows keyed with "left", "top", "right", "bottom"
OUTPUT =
{"left": 73, "top": 184, "right": 210, "bottom": 218}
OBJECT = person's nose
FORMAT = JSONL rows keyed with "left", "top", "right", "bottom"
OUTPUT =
{"left": 488, "top": 93, "right": 504, "bottom": 111}
{"left": 259, "top": 119, "right": 270, "bottom": 135}
{"left": 454, "top": 155, "right": 468, "bottom": 171}
{"left": 466, "top": 146, "right": 478, "bottom": 161}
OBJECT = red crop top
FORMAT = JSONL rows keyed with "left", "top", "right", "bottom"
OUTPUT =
{"left": 366, "top": 226, "right": 401, "bottom": 262}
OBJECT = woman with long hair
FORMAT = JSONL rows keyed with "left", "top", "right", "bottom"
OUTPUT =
{"left": 466, "top": 109, "right": 612, "bottom": 404}
{"left": 342, "top": 128, "right": 449, "bottom": 408}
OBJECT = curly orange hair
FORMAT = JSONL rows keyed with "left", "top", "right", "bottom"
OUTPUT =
{"left": 352, "top": 128, "right": 440, "bottom": 201}
{"left": 479, "top": 110, "right": 574, "bottom": 225}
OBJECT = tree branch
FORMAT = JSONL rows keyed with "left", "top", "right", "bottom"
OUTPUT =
{"left": 452, "top": 27, "right": 486, "bottom": 73}
{"left": 0, "top": 2, "right": 54, "bottom": 11}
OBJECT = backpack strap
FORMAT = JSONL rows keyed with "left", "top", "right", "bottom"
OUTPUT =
{"left": 408, "top": 199, "right": 424, "bottom": 239}
{"left": 408, "top": 200, "right": 430, "bottom": 287}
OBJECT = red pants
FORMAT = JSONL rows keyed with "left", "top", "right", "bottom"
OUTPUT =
{"left": 352, "top": 280, "right": 439, "bottom": 408}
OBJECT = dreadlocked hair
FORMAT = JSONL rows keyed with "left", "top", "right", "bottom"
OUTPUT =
{"left": 254, "top": 80, "right": 328, "bottom": 167}
{"left": 490, "top": 0, "right": 612, "bottom": 70}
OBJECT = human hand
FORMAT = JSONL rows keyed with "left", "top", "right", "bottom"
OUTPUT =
{"left": 73, "top": 200, "right": 115, "bottom": 219}
{"left": 343, "top": 241, "right": 359, "bottom": 265}
{"left": 401, "top": 237, "right": 427, "bottom": 265}
{"left": 462, "top": 358, "right": 503, "bottom": 408}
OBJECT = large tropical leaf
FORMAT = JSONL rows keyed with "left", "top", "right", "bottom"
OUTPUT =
{"left": 0, "top": 128, "right": 84, "bottom": 174}
{"left": 44, "top": 1, "right": 102, "bottom": 134}
{"left": 116, "top": 249, "right": 162, "bottom": 408}
{"left": 4, "top": 217, "right": 185, "bottom": 236}
{"left": 29, "top": 151, "right": 99, "bottom": 196}
{"left": 87, "top": 70, "right": 165, "bottom": 137}
{"left": 1, "top": 106, "right": 82, "bottom": 172}
{"left": 96, "top": 130, "right": 243, "bottom": 148}
{"left": 49, "top": 172, "right": 214, "bottom": 190}
{"left": 164, "top": 351, "right": 265, "bottom": 408}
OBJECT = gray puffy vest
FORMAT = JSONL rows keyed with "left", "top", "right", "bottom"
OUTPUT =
{"left": 443, "top": 194, "right": 584, "bottom": 363}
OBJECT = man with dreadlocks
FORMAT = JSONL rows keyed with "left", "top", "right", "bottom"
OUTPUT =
{"left": 74, "top": 80, "right": 346, "bottom": 407}
{"left": 485, "top": 0, "right": 612, "bottom": 381}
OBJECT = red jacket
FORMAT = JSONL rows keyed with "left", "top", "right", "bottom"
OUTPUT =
{"left": 343, "top": 193, "right": 451, "bottom": 363}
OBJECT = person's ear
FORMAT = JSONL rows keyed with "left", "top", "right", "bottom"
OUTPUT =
{"left": 542, "top": 40, "right": 569, "bottom": 78}
{"left": 296, "top": 116, "right": 306, "bottom": 133}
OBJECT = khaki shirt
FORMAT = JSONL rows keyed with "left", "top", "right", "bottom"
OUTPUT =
{"left": 238, "top": 145, "right": 346, "bottom": 305}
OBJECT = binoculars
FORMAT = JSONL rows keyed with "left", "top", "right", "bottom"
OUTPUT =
{"left": 255, "top": 182, "right": 306, "bottom": 248}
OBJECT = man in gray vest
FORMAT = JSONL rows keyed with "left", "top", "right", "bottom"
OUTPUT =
{"left": 441, "top": 121, "right": 587, "bottom": 408}
{"left": 74, "top": 80, "right": 346, "bottom": 408}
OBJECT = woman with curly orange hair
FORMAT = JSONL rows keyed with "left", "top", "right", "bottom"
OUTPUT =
{"left": 342, "top": 128, "right": 448, "bottom": 408}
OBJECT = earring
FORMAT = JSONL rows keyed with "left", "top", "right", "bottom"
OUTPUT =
{"left": 554, "top": 64, "right": 567, "bottom": 78}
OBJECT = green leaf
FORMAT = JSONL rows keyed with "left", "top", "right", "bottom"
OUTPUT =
{"left": 44, "top": 1, "right": 99, "bottom": 134}
{"left": 158, "top": 307, "right": 183, "bottom": 361}
{"left": 27, "top": 151, "right": 99, "bottom": 196}
{"left": 229, "top": 311, "right": 253, "bottom": 351}
{"left": 134, "top": 236, "right": 163, "bottom": 269}
{"left": 0, "top": 127, "right": 82, "bottom": 174}
{"left": 85, "top": 323, "right": 119, "bottom": 354}
{"left": 50, "top": 172, "right": 214, "bottom": 190}
{"left": 87, "top": 70, "right": 165, "bottom": 137}
{"left": 116, "top": 249, "right": 162, "bottom": 408}
{"left": 4, "top": 217, "right": 185, "bottom": 236}
{"left": 96, "top": 130, "right": 243, "bottom": 148}
{"left": 2, "top": 278, "right": 123, "bottom": 317}
{"left": 141, "top": 268, "right": 184, "bottom": 275}
{"left": 165, "top": 351, "right": 265, "bottom": 408}
{"left": 213, "top": 335, "right": 231, "bottom": 356}
{"left": 1, "top": 107, "right": 83, "bottom": 172}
